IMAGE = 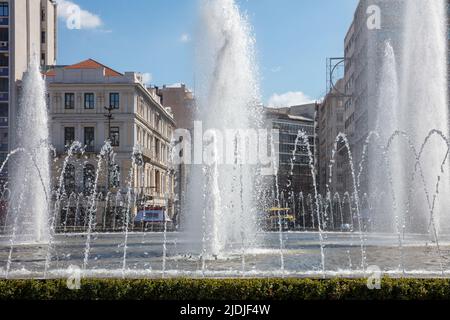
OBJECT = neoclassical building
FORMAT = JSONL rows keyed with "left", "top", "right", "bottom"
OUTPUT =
{"left": 46, "top": 59, "right": 175, "bottom": 230}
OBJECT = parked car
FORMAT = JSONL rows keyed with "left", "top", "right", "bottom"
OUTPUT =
{"left": 134, "top": 209, "right": 173, "bottom": 231}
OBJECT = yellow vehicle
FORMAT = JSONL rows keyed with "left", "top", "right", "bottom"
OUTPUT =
{"left": 264, "top": 208, "right": 295, "bottom": 231}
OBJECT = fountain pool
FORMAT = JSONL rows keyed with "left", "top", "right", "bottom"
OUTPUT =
{"left": 2, "top": 232, "right": 450, "bottom": 279}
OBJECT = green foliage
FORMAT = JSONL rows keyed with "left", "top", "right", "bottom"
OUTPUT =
{"left": 1, "top": 278, "right": 450, "bottom": 300}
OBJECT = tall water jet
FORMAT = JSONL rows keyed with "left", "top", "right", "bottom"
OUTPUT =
{"left": 372, "top": 41, "right": 405, "bottom": 233}
{"left": 8, "top": 56, "right": 51, "bottom": 242}
{"left": 186, "top": 0, "right": 261, "bottom": 255}
{"left": 399, "top": 0, "right": 449, "bottom": 234}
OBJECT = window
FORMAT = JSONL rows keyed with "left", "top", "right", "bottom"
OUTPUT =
{"left": 84, "top": 93, "right": 95, "bottom": 109}
{"left": 0, "top": 78, "right": 7, "bottom": 92}
{"left": 65, "top": 93, "right": 75, "bottom": 109}
{"left": 155, "top": 115, "right": 160, "bottom": 131}
{"left": 0, "top": 28, "right": 8, "bottom": 42}
{"left": 84, "top": 127, "right": 95, "bottom": 152}
{"left": 83, "top": 164, "right": 95, "bottom": 194}
{"left": 41, "top": 31, "right": 46, "bottom": 44}
{"left": 0, "top": 103, "right": 7, "bottom": 127}
{"left": 109, "top": 93, "right": 120, "bottom": 109}
{"left": 0, "top": 53, "right": 8, "bottom": 67}
{"left": 64, "top": 164, "right": 76, "bottom": 194}
{"left": 64, "top": 127, "right": 75, "bottom": 147}
{"left": 0, "top": 127, "right": 7, "bottom": 152}
{"left": 110, "top": 127, "right": 120, "bottom": 146}
{"left": 110, "top": 165, "right": 120, "bottom": 188}
{"left": 155, "top": 170, "right": 161, "bottom": 193}
{"left": 0, "top": 3, "right": 8, "bottom": 17}
{"left": 155, "top": 138, "right": 160, "bottom": 160}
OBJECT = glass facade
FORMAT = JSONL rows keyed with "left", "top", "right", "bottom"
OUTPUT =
{"left": 273, "top": 119, "right": 315, "bottom": 166}
{"left": 0, "top": 3, "right": 8, "bottom": 17}
{"left": 0, "top": 2, "right": 8, "bottom": 183}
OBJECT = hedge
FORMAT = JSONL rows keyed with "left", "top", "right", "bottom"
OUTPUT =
{"left": 1, "top": 278, "right": 450, "bottom": 300}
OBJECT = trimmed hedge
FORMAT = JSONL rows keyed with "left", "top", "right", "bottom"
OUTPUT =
{"left": 1, "top": 278, "right": 450, "bottom": 300}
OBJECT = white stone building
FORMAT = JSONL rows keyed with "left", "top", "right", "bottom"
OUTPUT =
{"left": 46, "top": 59, "right": 176, "bottom": 229}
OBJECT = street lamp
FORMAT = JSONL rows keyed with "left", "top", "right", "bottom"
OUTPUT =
{"left": 104, "top": 106, "right": 115, "bottom": 190}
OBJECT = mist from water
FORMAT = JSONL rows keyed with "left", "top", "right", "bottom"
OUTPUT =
{"left": 8, "top": 56, "right": 51, "bottom": 243}
{"left": 185, "top": 0, "right": 262, "bottom": 256}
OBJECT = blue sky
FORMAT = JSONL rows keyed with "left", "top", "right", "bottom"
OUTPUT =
{"left": 56, "top": 0, "right": 358, "bottom": 106}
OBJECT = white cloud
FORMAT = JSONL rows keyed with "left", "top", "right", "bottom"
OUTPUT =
{"left": 56, "top": 0, "right": 103, "bottom": 30}
{"left": 271, "top": 66, "right": 282, "bottom": 73}
{"left": 267, "top": 91, "right": 315, "bottom": 108}
{"left": 141, "top": 73, "right": 152, "bottom": 85}
{"left": 179, "top": 33, "right": 191, "bottom": 43}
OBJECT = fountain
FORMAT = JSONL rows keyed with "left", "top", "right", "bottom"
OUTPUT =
{"left": 399, "top": 0, "right": 450, "bottom": 235}
{"left": 7, "top": 55, "right": 51, "bottom": 243}
{"left": 186, "top": 0, "right": 262, "bottom": 257}
{"left": 2, "top": 0, "right": 450, "bottom": 280}
{"left": 370, "top": 0, "right": 450, "bottom": 236}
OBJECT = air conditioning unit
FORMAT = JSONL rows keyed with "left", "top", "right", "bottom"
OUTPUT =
{"left": 0, "top": 41, "right": 7, "bottom": 48}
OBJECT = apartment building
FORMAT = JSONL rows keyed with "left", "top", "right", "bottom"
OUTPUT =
{"left": 0, "top": 0, "right": 56, "bottom": 182}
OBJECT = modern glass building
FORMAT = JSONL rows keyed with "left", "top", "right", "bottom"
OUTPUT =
{"left": 0, "top": 0, "right": 56, "bottom": 184}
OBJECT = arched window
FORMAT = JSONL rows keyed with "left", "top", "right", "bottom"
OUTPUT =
{"left": 64, "top": 164, "right": 76, "bottom": 194}
{"left": 83, "top": 164, "right": 96, "bottom": 194}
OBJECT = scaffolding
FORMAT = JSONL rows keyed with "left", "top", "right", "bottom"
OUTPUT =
{"left": 326, "top": 57, "right": 350, "bottom": 97}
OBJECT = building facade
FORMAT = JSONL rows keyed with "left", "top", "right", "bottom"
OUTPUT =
{"left": 46, "top": 59, "right": 176, "bottom": 230}
{"left": 157, "top": 84, "right": 196, "bottom": 130}
{"left": 156, "top": 83, "right": 196, "bottom": 227}
{"left": 0, "top": 0, "right": 57, "bottom": 182}
{"left": 264, "top": 106, "right": 317, "bottom": 229}
{"left": 318, "top": 79, "right": 346, "bottom": 196}
{"left": 342, "top": 0, "right": 404, "bottom": 196}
